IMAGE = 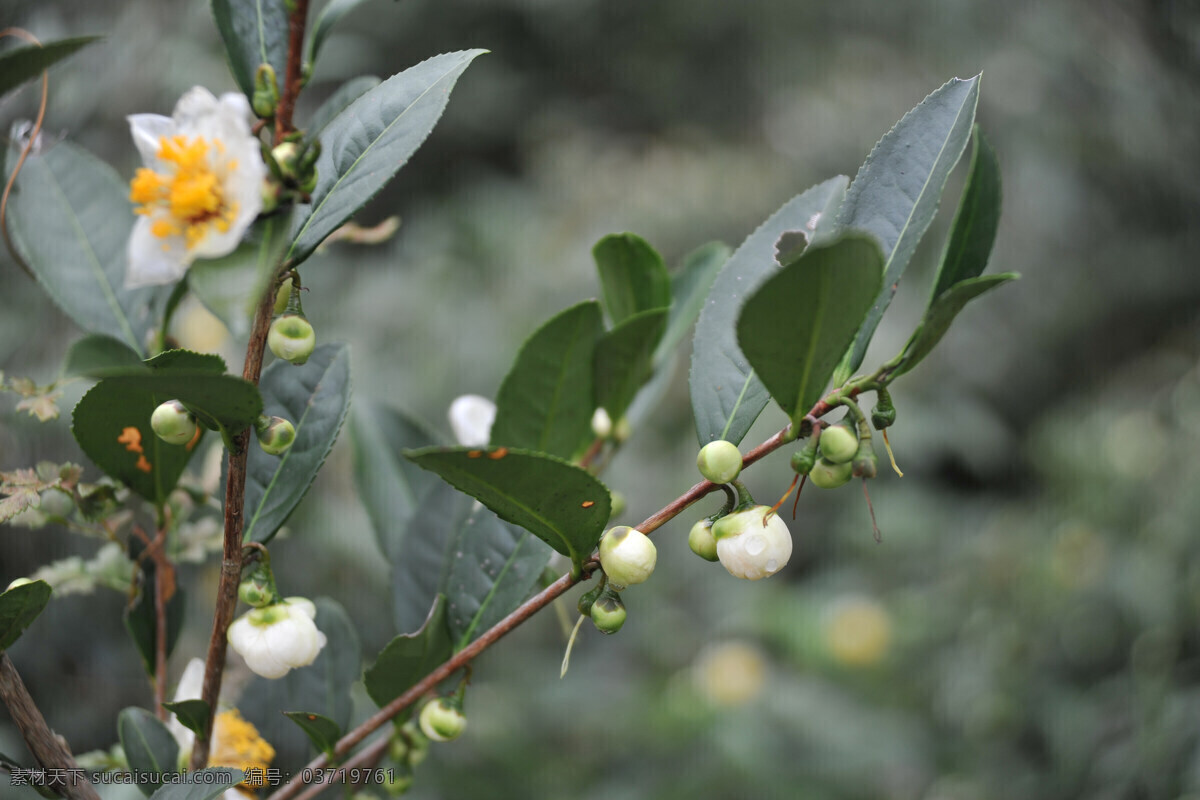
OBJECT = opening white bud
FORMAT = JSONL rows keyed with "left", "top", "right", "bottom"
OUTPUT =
{"left": 598, "top": 526, "right": 657, "bottom": 589}
{"left": 227, "top": 597, "right": 327, "bottom": 679}
{"left": 711, "top": 506, "right": 792, "bottom": 580}
{"left": 151, "top": 399, "right": 197, "bottom": 445}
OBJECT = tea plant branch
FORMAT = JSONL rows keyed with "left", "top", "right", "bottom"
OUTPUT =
{"left": 0, "top": 653, "right": 102, "bottom": 800}
{"left": 274, "top": 0, "right": 310, "bottom": 145}
{"left": 291, "top": 735, "right": 391, "bottom": 800}
{"left": 266, "top": 370, "right": 886, "bottom": 800}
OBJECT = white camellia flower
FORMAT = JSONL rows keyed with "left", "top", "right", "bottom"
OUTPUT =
{"left": 227, "top": 597, "right": 327, "bottom": 679}
{"left": 448, "top": 394, "right": 496, "bottom": 446}
{"left": 710, "top": 506, "right": 792, "bottom": 580}
{"left": 126, "top": 87, "right": 265, "bottom": 287}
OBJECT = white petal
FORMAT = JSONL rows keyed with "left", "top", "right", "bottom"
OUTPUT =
{"left": 126, "top": 216, "right": 190, "bottom": 288}
{"left": 127, "top": 113, "right": 174, "bottom": 165}
{"left": 449, "top": 395, "right": 496, "bottom": 447}
{"left": 283, "top": 597, "right": 317, "bottom": 619}
{"left": 172, "top": 87, "right": 222, "bottom": 129}
{"left": 218, "top": 92, "right": 254, "bottom": 126}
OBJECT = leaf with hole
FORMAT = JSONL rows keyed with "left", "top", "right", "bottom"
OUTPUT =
{"left": 690, "top": 176, "right": 847, "bottom": 445}
{"left": 834, "top": 75, "right": 981, "bottom": 383}
{"left": 490, "top": 301, "right": 602, "bottom": 459}
{"left": 288, "top": 50, "right": 486, "bottom": 266}
{"left": 405, "top": 446, "right": 611, "bottom": 573}
{"left": 240, "top": 344, "right": 351, "bottom": 543}
{"left": 737, "top": 234, "right": 883, "bottom": 430}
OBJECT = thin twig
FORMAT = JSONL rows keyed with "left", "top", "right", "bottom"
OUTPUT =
{"left": 0, "top": 653, "right": 102, "bottom": 800}
{"left": 290, "top": 734, "right": 391, "bottom": 800}
{"left": 153, "top": 526, "right": 168, "bottom": 720}
{"left": 274, "top": 0, "right": 310, "bottom": 145}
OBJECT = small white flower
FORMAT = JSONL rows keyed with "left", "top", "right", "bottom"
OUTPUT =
{"left": 227, "top": 597, "right": 327, "bottom": 679}
{"left": 126, "top": 87, "right": 265, "bottom": 287}
{"left": 448, "top": 394, "right": 496, "bottom": 447}
{"left": 598, "top": 526, "right": 657, "bottom": 589}
{"left": 711, "top": 506, "right": 792, "bottom": 580}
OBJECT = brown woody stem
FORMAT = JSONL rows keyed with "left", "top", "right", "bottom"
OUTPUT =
{"left": 274, "top": 0, "right": 310, "bottom": 145}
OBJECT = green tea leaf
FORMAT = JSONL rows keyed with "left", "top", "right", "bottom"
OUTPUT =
{"left": 306, "top": 75, "right": 381, "bottom": 144}
{"left": 0, "top": 37, "right": 102, "bottom": 97}
{"left": 391, "top": 482, "right": 471, "bottom": 634}
{"left": 123, "top": 540, "right": 185, "bottom": 677}
{"left": 689, "top": 176, "right": 847, "bottom": 445}
{"left": 288, "top": 50, "right": 486, "bottom": 266}
{"left": 835, "top": 75, "right": 981, "bottom": 381}
{"left": 146, "top": 770, "right": 244, "bottom": 800}
{"left": 4, "top": 132, "right": 165, "bottom": 354}
{"left": 350, "top": 400, "right": 441, "bottom": 562}
{"left": 490, "top": 301, "right": 602, "bottom": 459}
{"left": 888, "top": 273, "right": 1019, "bottom": 379}
{"left": 594, "top": 308, "right": 668, "bottom": 423}
{"left": 118, "top": 707, "right": 178, "bottom": 794}
{"left": 283, "top": 711, "right": 342, "bottom": 757}
{"left": 242, "top": 344, "right": 351, "bottom": 543}
{"left": 0, "top": 580, "right": 51, "bottom": 651}
{"left": 737, "top": 234, "right": 883, "bottom": 429}
{"left": 406, "top": 446, "right": 611, "bottom": 572}
{"left": 365, "top": 597, "right": 452, "bottom": 710}
{"left": 656, "top": 241, "right": 728, "bottom": 367}
{"left": 162, "top": 699, "right": 210, "bottom": 738}
{"left": 238, "top": 599, "right": 360, "bottom": 756}
{"left": 63, "top": 335, "right": 145, "bottom": 378}
{"left": 593, "top": 233, "right": 671, "bottom": 325}
{"left": 210, "top": 0, "right": 289, "bottom": 101}
{"left": 446, "top": 506, "right": 552, "bottom": 651}
{"left": 930, "top": 126, "right": 1002, "bottom": 302}
{"left": 143, "top": 350, "right": 226, "bottom": 375}
{"left": 188, "top": 209, "right": 296, "bottom": 338}
{"left": 308, "top": 0, "right": 375, "bottom": 65}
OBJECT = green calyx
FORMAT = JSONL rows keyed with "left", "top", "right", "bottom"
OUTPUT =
{"left": 809, "top": 458, "right": 853, "bottom": 489}
{"left": 696, "top": 439, "right": 743, "bottom": 484}
{"left": 151, "top": 399, "right": 197, "bottom": 445}
{"left": 871, "top": 388, "right": 896, "bottom": 430}
{"left": 688, "top": 519, "right": 719, "bottom": 561}
{"left": 590, "top": 588, "right": 627, "bottom": 634}
{"left": 852, "top": 441, "right": 878, "bottom": 479}
{"left": 818, "top": 423, "right": 858, "bottom": 464}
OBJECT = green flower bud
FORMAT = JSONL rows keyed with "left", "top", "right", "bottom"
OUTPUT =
{"left": 591, "top": 590, "right": 627, "bottom": 634}
{"left": 696, "top": 440, "right": 743, "bottom": 484}
{"left": 809, "top": 457, "right": 852, "bottom": 489}
{"left": 151, "top": 399, "right": 197, "bottom": 445}
{"left": 384, "top": 768, "right": 414, "bottom": 797}
{"left": 400, "top": 721, "right": 429, "bottom": 766}
{"left": 871, "top": 388, "right": 896, "bottom": 430}
{"left": 38, "top": 488, "right": 74, "bottom": 519}
{"left": 238, "top": 578, "right": 273, "bottom": 608}
{"left": 688, "top": 519, "right": 719, "bottom": 562}
{"left": 274, "top": 277, "right": 293, "bottom": 315}
{"left": 577, "top": 581, "right": 605, "bottom": 616}
{"left": 268, "top": 313, "right": 316, "bottom": 365}
{"left": 818, "top": 424, "right": 858, "bottom": 464}
{"left": 256, "top": 415, "right": 296, "bottom": 455}
{"left": 418, "top": 698, "right": 467, "bottom": 742}
{"left": 271, "top": 142, "right": 300, "bottom": 182}
{"left": 598, "top": 526, "right": 657, "bottom": 589}
{"left": 252, "top": 64, "right": 280, "bottom": 118}
{"left": 790, "top": 446, "right": 817, "bottom": 476}
{"left": 852, "top": 442, "right": 878, "bottom": 479}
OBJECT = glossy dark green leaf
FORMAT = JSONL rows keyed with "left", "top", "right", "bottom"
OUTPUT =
{"left": 241, "top": 344, "right": 351, "bottom": 543}
{"left": 690, "top": 177, "right": 847, "bottom": 445}
{"left": 63, "top": 335, "right": 145, "bottom": 378}
{"left": 238, "top": 599, "right": 360, "bottom": 757}
{"left": 350, "top": 400, "right": 441, "bottom": 562}
{"left": 0, "top": 37, "right": 102, "bottom": 97}
{"left": 889, "top": 273, "right": 1019, "bottom": 378}
{"left": 123, "top": 540, "right": 185, "bottom": 677}
{"left": 0, "top": 580, "right": 51, "bottom": 651}
{"left": 188, "top": 209, "right": 296, "bottom": 338}
{"left": 118, "top": 707, "right": 178, "bottom": 794}
{"left": 594, "top": 308, "right": 668, "bottom": 423}
{"left": 365, "top": 597, "right": 452, "bottom": 709}
{"left": 283, "top": 712, "right": 342, "bottom": 757}
{"left": 288, "top": 50, "right": 486, "bottom": 266}
{"left": 308, "top": 0, "right": 374, "bottom": 65}
{"left": 4, "top": 132, "right": 164, "bottom": 355}
{"left": 593, "top": 233, "right": 671, "bottom": 325}
{"left": 834, "top": 75, "right": 981, "bottom": 382}
{"left": 737, "top": 234, "right": 883, "bottom": 429}
{"left": 162, "top": 699, "right": 210, "bottom": 738}
{"left": 655, "top": 241, "right": 729, "bottom": 367}
{"left": 446, "top": 507, "right": 552, "bottom": 651}
{"left": 146, "top": 770, "right": 244, "bottom": 800}
{"left": 210, "top": 0, "right": 289, "bottom": 101}
{"left": 143, "top": 349, "right": 227, "bottom": 375}
{"left": 931, "top": 126, "right": 1002, "bottom": 302}
{"left": 391, "top": 482, "right": 472, "bottom": 635}
{"left": 306, "top": 75, "right": 381, "bottom": 144}
{"left": 406, "top": 446, "right": 611, "bottom": 572}
{"left": 490, "top": 301, "right": 602, "bottom": 459}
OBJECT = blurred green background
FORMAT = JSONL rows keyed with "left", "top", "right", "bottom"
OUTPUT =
{"left": 3, "top": 0, "right": 1200, "bottom": 798}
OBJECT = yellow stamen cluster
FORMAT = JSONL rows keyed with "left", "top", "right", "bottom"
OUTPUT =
{"left": 209, "top": 709, "right": 275, "bottom": 796}
{"left": 129, "top": 134, "right": 240, "bottom": 250}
